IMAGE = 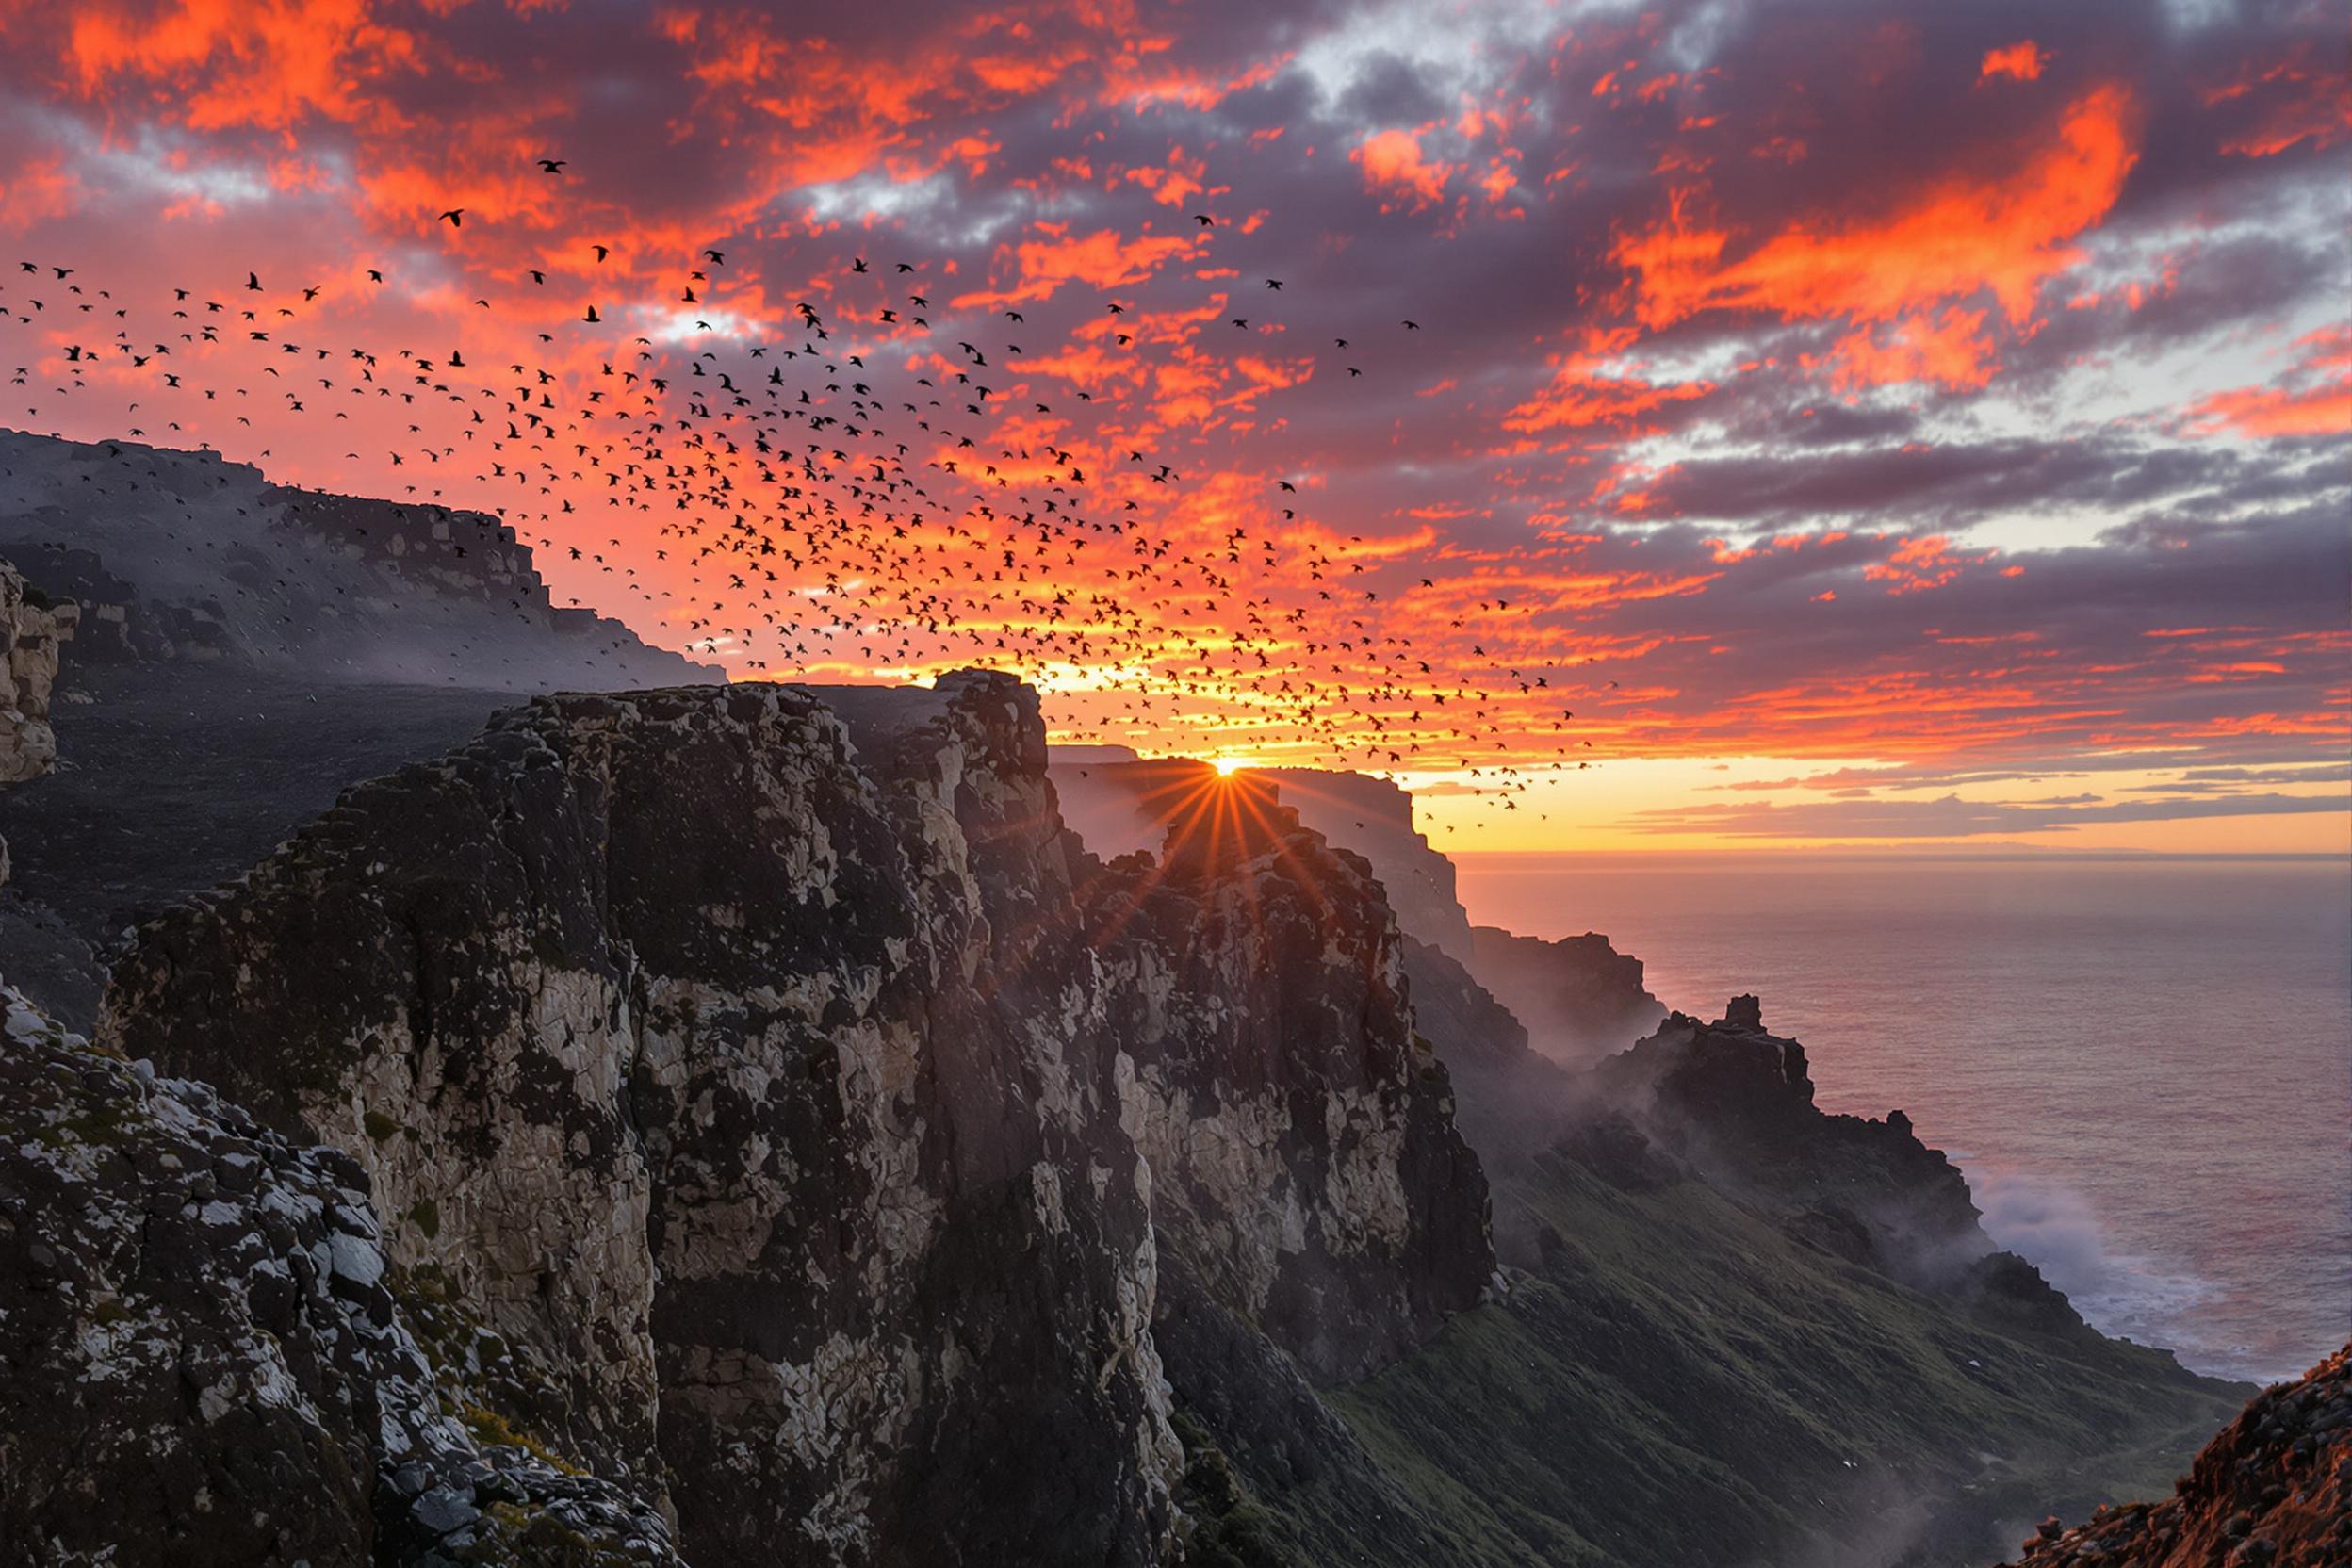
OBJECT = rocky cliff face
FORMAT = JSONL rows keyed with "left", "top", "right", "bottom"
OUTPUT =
{"left": 70, "top": 672, "right": 1488, "bottom": 1564}
{"left": 1079, "top": 775, "right": 1491, "bottom": 1382}
{"left": 1584, "top": 998, "right": 1996, "bottom": 1286}
{"left": 1997, "top": 1347, "right": 2350, "bottom": 1568}
{"left": 1247, "top": 768, "right": 1476, "bottom": 959}
{"left": 0, "top": 983, "right": 684, "bottom": 1567}
{"left": 0, "top": 429, "right": 718, "bottom": 1033}
{"left": 1466, "top": 923, "right": 1663, "bottom": 1064}
{"left": 2, "top": 555, "right": 74, "bottom": 785}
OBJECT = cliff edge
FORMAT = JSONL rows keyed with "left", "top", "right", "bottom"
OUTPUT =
{"left": 35, "top": 672, "right": 1489, "bottom": 1564}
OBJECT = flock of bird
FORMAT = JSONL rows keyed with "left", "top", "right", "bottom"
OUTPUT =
{"left": 1, "top": 157, "right": 1612, "bottom": 825}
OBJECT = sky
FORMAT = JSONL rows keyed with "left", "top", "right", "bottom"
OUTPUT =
{"left": 0, "top": 0, "right": 2344, "bottom": 851}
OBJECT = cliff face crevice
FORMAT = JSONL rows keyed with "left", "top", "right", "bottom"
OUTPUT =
{"left": 78, "top": 672, "right": 1490, "bottom": 1564}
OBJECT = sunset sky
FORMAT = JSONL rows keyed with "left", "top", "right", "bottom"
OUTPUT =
{"left": 0, "top": 0, "right": 2344, "bottom": 850}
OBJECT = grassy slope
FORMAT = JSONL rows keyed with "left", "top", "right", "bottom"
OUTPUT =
{"left": 1314, "top": 1148, "right": 2247, "bottom": 1568}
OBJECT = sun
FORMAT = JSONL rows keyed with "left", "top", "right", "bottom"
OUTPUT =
{"left": 1211, "top": 756, "right": 1251, "bottom": 776}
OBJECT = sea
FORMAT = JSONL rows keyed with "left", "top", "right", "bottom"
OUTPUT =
{"left": 1452, "top": 852, "right": 2351, "bottom": 1388}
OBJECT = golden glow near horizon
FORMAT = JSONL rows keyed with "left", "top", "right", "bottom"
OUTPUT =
{"left": 1402, "top": 755, "right": 2352, "bottom": 854}
{"left": 0, "top": 0, "right": 2344, "bottom": 853}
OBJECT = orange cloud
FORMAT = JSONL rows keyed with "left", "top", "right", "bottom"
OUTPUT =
{"left": 1125, "top": 146, "right": 1210, "bottom": 209}
{"left": 1614, "top": 85, "right": 2138, "bottom": 333}
{"left": 1863, "top": 533, "right": 1992, "bottom": 595}
{"left": 2185, "top": 327, "right": 2352, "bottom": 438}
{"left": 65, "top": 0, "right": 423, "bottom": 133}
{"left": 1980, "top": 41, "right": 2046, "bottom": 83}
{"left": 1352, "top": 127, "right": 1450, "bottom": 211}
{"left": 0, "top": 152, "right": 80, "bottom": 231}
{"left": 2202, "top": 47, "right": 2352, "bottom": 157}
{"left": 1504, "top": 346, "right": 1713, "bottom": 433}
{"left": 1827, "top": 306, "right": 1997, "bottom": 392}
{"left": 2186, "top": 384, "right": 2351, "bottom": 438}
{"left": 955, "top": 224, "right": 1199, "bottom": 308}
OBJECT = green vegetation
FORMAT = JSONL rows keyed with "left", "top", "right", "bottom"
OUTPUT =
{"left": 458, "top": 1404, "right": 585, "bottom": 1478}
{"left": 1171, "top": 1412, "right": 1289, "bottom": 1568}
{"left": 1315, "top": 1148, "right": 2246, "bottom": 1567}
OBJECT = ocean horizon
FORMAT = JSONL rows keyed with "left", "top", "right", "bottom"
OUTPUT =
{"left": 1454, "top": 850, "right": 2352, "bottom": 1387}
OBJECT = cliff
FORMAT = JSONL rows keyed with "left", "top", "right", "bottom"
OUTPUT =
{"left": 1583, "top": 997, "right": 1995, "bottom": 1286}
{"left": 1467, "top": 923, "right": 1664, "bottom": 1064}
{"left": 1047, "top": 755, "right": 1478, "bottom": 959}
{"left": 0, "top": 428, "right": 709, "bottom": 688}
{"left": 1077, "top": 768, "right": 1492, "bottom": 1381}
{"left": 1996, "top": 1347, "right": 2350, "bottom": 1568}
{"left": 0, "top": 984, "right": 683, "bottom": 1566}
{"left": 1268, "top": 991, "right": 2252, "bottom": 1568}
{"left": 0, "top": 429, "right": 718, "bottom": 1031}
{"left": 1249, "top": 767, "right": 1477, "bottom": 959}
{"left": 55, "top": 673, "right": 1488, "bottom": 1564}
{"left": 1, "top": 555, "right": 74, "bottom": 785}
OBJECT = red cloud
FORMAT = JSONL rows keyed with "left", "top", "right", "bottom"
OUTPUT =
{"left": 2185, "top": 327, "right": 2352, "bottom": 439}
{"left": 1614, "top": 85, "right": 2138, "bottom": 334}
{"left": 1826, "top": 306, "right": 1997, "bottom": 392}
{"left": 1352, "top": 127, "right": 1450, "bottom": 211}
{"left": 1504, "top": 335, "right": 1714, "bottom": 433}
{"left": 2202, "top": 45, "right": 2352, "bottom": 157}
{"left": 1979, "top": 41, "right": 2047, "bottom": 83}
{"left": 65, "top": 0, "right": 424, "bottom": 133}
{"left": 954, "top": 224, "right": 1200, "bottom": 309}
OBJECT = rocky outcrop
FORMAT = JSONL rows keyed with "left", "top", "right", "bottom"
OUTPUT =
{"left": 97, "top": 676, "right": 1178, "bottom": 1564}
{"left": 1467, "top": 923, "right": 1663, "bottom": 1064}
{"left": 0, "top": 428, "right": 710, "bottom": 688}
{"left": 1996, "top": 1346, "right": 2351, "bottom": 1568}
{"left": 2, "top": 555, "right": 74, "bottom": 784}
{"left": 1080, "top": 773, "right": 1491, "bottom": 1382}
{"left": 0, "top": 984, "right": 682, "bottom": 1566}
{"left": 1047, "top": 757, "right": 1478, "bottom": 959}
{"left": 1248, "top": 768, "right": 1476, "bottom": 958}
{"left": 1046, "top": 754, "right": 1234, "bottom": 864}
{"left": 1588, "top": 998, "right": 2017, "bottom": 1293}
{"left": 0, "top": 428, "right": 717, "bottom": 1033}
{"left": 86, "top": 672, "right": 1488, "bottom": 1563}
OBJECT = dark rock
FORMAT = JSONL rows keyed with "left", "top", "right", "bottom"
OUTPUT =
{"left": 1997, "top": 1346, "right": 2352, "bottom": 1567}
{"left": 89, "top": 672, "right": 1490, "bottom": 1563}
{"left": 0, "top": 981, "right": 685, "bottom": 1567}
{"left": 1048, "top": 757, "right": 1479, "bottom": 958}
{"left": 1583, "top": 1005, "right": 1990, "bottom": 1289}
{"left": 408, "top": 1487, "right": 481, "bottom": 1536}
{"left": 1465, "top": 923, "right": 1664, "bottom": 1064}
